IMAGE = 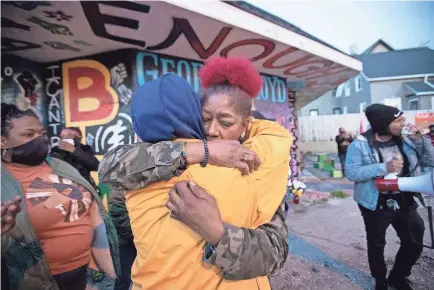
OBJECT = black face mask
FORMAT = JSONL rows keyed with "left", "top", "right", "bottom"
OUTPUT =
{"left": 2, "top": 136, "right": 50, "bottom": 166}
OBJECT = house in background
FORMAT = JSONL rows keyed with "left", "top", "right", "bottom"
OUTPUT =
{"left": 300, "top": 39, "right": 434, "bottom": 116}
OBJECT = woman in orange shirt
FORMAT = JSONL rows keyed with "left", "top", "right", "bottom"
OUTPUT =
{"left": 1, "top": 103, "right": 119, "bottom": 290}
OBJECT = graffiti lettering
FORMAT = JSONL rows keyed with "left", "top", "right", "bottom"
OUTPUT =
{"left": 304, "top": 65, "right": 351, "bottom": 92}
{"left": 220, "top": 39, "right": 275, "bottom": 62}
{"left": 80, "top": 2, "right": 353, "bottom": 92}
{"left": 43, "top": 10, "right": 73, "bottom": 22}
{"left": 1, "top": 17, "right": 31, "bottom": 31}
{"left": 148, "top": 18, "right": 232, "bottom": 60}
{"left": 136, "top": 52, "right": 203, "bottom": 91}
{"left": 263, "top": 47, "right": 299, "bottom": 69}
{"left": 137, "top": 52, "right": 287, "bottom": 103}
{"left": 62, "top": 60, "right": 119, "bottom": 129}
{"left": 27, "top": 16, "right": 73, "bottom": 35}
{"left": 38, "top": 50, "right": 297, "bottom": 160}
{"left": 44, "top": 41, "right": 80, "bottom": 52}
{"left": 305, "top": 65, "right": 350, "bottom": 81}
{"left": 1, "top": 37, "right": 41, "bottom": 52}
{"left": 282, "top": 55, "right": 315, "bottom": 75}
{"left": 73, "top": 40, "right": 92, "bottom": 47}
{"left": 81, "top": 1, "right": 150, "bottom": 47}
{"left": 5, "top": 1, "right": 51, "bottom": 11}
{"left": 101, "top": 120, "right": 127, "bottom": 151}
{"left": 257, "top": 75, "right": 286, "bottom": 103}
{"left": 285, "top": 59, "right": 333, "bottom": 78}
{"left": 46, "top": 65, "right": 62, "bottom": 146}
{"left": 91, "top": 113, "right": 135, "bottom": 155}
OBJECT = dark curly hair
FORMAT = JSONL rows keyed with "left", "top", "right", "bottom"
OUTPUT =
{"left": 1, "top": 103, "right": 38, "bottom": 137}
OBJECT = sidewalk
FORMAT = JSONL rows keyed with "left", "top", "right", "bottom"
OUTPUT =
{"left": 296, "top": 152, "right": 354, "bottom": 205}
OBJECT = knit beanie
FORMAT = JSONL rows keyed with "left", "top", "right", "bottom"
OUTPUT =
{"left": 365, "top": 104, "right": 403, "bottom": 133}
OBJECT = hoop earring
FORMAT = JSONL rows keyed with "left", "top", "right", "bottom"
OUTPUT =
{"left": 238, "top": 131, "right": 246, "bottom": 143}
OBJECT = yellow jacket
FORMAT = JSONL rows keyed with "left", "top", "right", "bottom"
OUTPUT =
{"left": 126, "top": 118, "right": 292, "bottom": 290}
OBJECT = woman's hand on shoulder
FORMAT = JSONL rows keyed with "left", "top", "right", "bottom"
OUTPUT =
{"left": 207, "top": 140, "right": 260, "bottom": 175}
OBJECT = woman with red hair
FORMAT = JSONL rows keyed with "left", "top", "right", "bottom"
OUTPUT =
{"left": 101, "top": 57, "right": 292, "bottom": 289}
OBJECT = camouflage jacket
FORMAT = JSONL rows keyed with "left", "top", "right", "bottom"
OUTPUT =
{"left": 99, "top": 142, "right": 288, "bottom": 280}
{"left": 2, "top": 157, "right": 120, "bottom": 290}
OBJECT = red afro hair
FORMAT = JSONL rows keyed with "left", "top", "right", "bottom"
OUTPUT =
{"left": 199, "top": 57, "right": 263, "bottom": 98}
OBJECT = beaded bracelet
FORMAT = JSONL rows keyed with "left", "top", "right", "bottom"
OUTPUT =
{"left": 181, "top": 142, "right": 188, "bottom": 166}
{"left": 200, "top": 139, "right": 209, "bottom": 167}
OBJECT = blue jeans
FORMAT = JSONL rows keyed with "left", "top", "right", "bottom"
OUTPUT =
{"left": 115, "top": 239, "right": 137, "bottom": 290}
{"left": 338, "top": 153, "right": 346, "bottom": 176}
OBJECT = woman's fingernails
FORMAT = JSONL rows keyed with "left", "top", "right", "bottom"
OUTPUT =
{"left": 189, "top": 181, "right": 197, "bottom": 187}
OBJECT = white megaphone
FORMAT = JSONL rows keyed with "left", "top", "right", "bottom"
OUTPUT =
{"left": 376, "top": 170, "right": 434, "bottom": 196}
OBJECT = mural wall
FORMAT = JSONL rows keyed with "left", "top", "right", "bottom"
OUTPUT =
{"left": 47, "top": 50, "right": 136, "bottom": 152}
{"left": 1, "top": 49, "right": 299, "bottom": 178}
{"left": 287, "top": 91, "right": 299, "bottom": 179}
{"left": 2, "top": 1, "right": 359, "bottom": 100}
{"left": 1, "top": 55, "right": 46, "bottom": 126}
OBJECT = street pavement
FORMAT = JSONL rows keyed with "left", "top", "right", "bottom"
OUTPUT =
{"left": 271, "top": 196, "right": 434, "bottom": 290}
{"left": 271, "top": 160, "right": 434, "bottom": 290}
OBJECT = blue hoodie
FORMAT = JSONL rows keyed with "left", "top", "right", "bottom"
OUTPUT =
{"left": 131, "top": 74, "right": 206, "bottom": 142}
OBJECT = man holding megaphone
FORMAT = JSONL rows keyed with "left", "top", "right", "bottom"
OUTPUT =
{"left": 345, "top": 104, "right": 434, "bottom": 290}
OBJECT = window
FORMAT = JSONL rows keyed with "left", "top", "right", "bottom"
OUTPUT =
{"left": 383, "top": 97, "right": 402, "bottom": 110}
{"left": 344, "top": 82, "right": 351, "bottom": 97}
{"left": 309, "top": 109, "right": 319, "bottom": 116}
{"left": 343, "top": 106, "right": 348, "bottom": 114}
{"left": 333, "top": 108, "right": 342, "bottom": 115}
{"left": 355, "top": 76, "right": 362, "bottom": 92}
{"left": 332, "top": 87, "right": 338, "bottom": 96}
{"left": 334, "top": 84, "right": 344, "bottom": 98}
{"left": 359, "top": 102, "right": 367, "bottom": 113}
{"left": 409, "top": 99, "right": 418, "bottom": 110}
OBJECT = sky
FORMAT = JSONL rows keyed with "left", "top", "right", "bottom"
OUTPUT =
{"left": 249, "top": 1, "right": 434, "bottom": 54}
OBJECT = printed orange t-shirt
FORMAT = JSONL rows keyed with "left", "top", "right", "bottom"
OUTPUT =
{"left": 4, "top": 162, "right": 94, "bottom": 275}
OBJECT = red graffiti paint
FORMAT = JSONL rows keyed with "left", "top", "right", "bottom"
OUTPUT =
{"left": 285, "top": 59, "right": 334, "bottom": 78}
{"left": 262, "top": 47, "right": 298, "bottom": 69}
{"left": 63, "top": 60, "right": 119, "bottom": 126}
{"left": 220, "top": 39, "right": 275, "bottom": 62}
{"left": 149, "top": 18, "right": 232, "bottom": 60}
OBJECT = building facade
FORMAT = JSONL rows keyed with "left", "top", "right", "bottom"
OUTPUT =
{"left": 300, "top": 40, "right": 434, "bottom": 116}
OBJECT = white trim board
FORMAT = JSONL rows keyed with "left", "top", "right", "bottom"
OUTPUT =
{"left": 417, "top": 92, "right": 434, "bottom": 96}
{"left": 164, "top": 0, "right": 363, "bottom": 72}
{"left": 366, "top": 73, "right": 434, "bottom": 82}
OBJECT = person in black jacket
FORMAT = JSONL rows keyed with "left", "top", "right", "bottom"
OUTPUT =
{"left": 50, "top": 127, "right": 100, "bottom": 189}
{"left": 335, "top": 127, "right": 354, "bottom": 176}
